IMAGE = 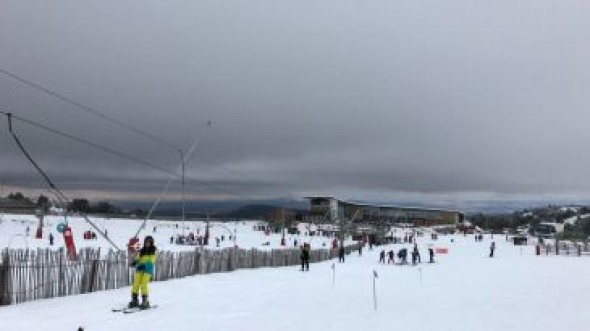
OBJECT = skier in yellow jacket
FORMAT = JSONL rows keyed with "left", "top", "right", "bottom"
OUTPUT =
{"left": 129, "top": 235, "right": 157, "bottom": 309}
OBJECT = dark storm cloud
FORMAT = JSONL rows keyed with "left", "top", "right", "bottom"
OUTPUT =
{"left": 1, "top": 0, "right": 590, "bottom": 204}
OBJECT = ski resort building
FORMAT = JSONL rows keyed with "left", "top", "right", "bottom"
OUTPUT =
{"left": 305, "top": 196, "right": 463, "bottom": 226}
{"left": 0, "top": 198, "right": 39, "bottom": 215}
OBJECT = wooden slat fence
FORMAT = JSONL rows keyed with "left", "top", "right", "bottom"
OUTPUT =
{"left": 0, "top": 243, "right": 361, "bottom": 306}
{"left": 539, "top": 241, "right": 590, "bottom": 256}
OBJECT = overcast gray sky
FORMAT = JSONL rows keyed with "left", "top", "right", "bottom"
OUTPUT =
{"left": 1, "top": 0, "right": 589, "bottom": 205}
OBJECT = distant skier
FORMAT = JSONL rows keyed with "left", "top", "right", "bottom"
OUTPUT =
{"left": 429, "top": 248, "right": 435, "bottom": 263}
{"left": 338, "top": 246, "right": 345, "bottom": 263}
{"left": 49, "top": 233, "right": 54, "bottom": 246}
{"left": 358, "top": 245, "right": 363, "bottom": 256}
{"left": 300, "top": 243, "right": 310, "bottom": 271}
{"left": 489, "top": 241, "right": 496, "bottom": 258}
{"left": 397, "top": 248, "right": 408, "bottom": 264}
{"left": 387, "top": 250, "right": 395, "bottom": 264}
{"left": 128, "top": 236, "right": 157, "bottom": 309}
{"left": 413, "top": 244, "right": 421, "bottom": 263}
{"left": 379, "top": 250, "right": 386, "bottom": 263}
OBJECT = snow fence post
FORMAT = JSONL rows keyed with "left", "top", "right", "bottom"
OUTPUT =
{"left": 331, "top": 263, "right": 335, "bottom": 289}
{"left": 373, "top": 270, "right": 378, "bottom": 311}
{"left": 418, "top": 266, "right": 423, "bottom": 285}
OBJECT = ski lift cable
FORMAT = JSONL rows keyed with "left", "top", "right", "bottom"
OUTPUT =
{"left": 2, "top": 112, "right": 121, "bottom": 251}
{"left": 2, "top": 112, "right": 231, "bottom": 198}
{"left": 0, "top": 111, "right": 238, "bottom": 220}
{"left": 0, "top": 67, "right": 179, "bottom": 152}
{"left": 1, "top": 67, "right": 303, "bottom": 206}
{"left": 1, "top": 111, "right": 179, "bottom": 178}
{"left": 1, "top": 113, "right": 296, "bottom": 213}
{"left": 131, "top": 120, "right": 213, "bottom": 239}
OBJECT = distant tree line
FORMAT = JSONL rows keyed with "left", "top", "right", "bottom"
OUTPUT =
{"left": 5, "top": 192, "right": 50, "bottom": 212}
{"left": 470, "top": 205, "right": 590, "bottom": 239}
{"left": 4, "top": 192, "right": 127, "bottom": 216}
{"left": 68, "top": 199, "right": 122, "bottom": 214}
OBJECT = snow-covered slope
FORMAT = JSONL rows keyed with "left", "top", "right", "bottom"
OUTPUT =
{"left": 1, "top": 232, "right": 589, "bottom": 331}
{"left": 0, "top": 213, "right": 347, "bottom": 251}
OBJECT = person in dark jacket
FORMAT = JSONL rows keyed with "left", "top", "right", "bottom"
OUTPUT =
{"left": 379, "top": 250, "right": 386, "bottom": 263}
{"left": 489, "top": 241, "right": 496, "bottom": 258}
{"left": 429, "top": 247, "right": 435, "bottom": 263}
{"left": 300, "top": 243, "right": 310, "bottom": 271}
{"left": 397, "top": 248, "right": 407, "bottom": 264}
{"left": 338, "top": 245, "right": 345, "bottom": 263}
{"left": 387, "top": 250, "right": 395, "bottom": 264}
{"left": 413, "top": 244, "right": 421, "bottom": 264}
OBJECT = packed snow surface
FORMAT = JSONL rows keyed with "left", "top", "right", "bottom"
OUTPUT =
{"left": 1, "top": 214, "right": 589, "bottom": 331}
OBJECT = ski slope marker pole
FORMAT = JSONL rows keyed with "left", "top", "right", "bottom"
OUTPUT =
{"left": 331, "top": 263, "right": 335, "bottom": 289}
{"left": 373, "top": 270, "right": 378, "bottom": 311}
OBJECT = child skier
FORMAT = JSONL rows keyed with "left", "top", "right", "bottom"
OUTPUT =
{"left": 129, "top": 236, "right": 157, "bottom": 309}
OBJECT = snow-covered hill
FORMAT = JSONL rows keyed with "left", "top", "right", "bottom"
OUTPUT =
{"left": 1, "top": 226, "right": 589, "bottom": 331}
{"left": 0, "top": 213, "right": 346, "bottom": 252}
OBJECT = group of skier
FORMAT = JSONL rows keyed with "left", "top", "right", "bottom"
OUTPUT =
{"left": 378, "top": 244, "right": 436, "bottom": 265}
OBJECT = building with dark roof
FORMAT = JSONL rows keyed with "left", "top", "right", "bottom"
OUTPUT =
{"left": 305, "top": 196, "right": 463, "bottom": 226}
{"left": 0, "top": 198, "right": 39, "bottom": 214}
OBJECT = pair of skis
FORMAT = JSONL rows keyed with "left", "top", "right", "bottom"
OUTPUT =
{"left": 112, "top": 305, "right": 158, "bottom": 314}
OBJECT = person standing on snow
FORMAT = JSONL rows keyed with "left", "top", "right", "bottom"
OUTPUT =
{"left": 300, "top": 243, "right": 310, "bottom": 271}
{"left": 338, "top": 245, "right": 345, "bottom": 263}
{"left": 413, "top": 244, "right": 421, "bottom": 263}
{"left": 387, "top": 250, "right": 395, "bottom": 264}
{"left": 398, "top": 248, "right": 408, "bottom": 264}
{"left": 129, "top": 236, "right": 157, "bottom": 309}
{"left": 379, "top": 250, "right": 386, "bottom": 263}
{"left": 489, "top": 241, "right": 496, "bottom": 258}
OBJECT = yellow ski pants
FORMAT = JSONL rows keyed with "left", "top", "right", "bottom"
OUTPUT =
{"left": 131, "top": 272, "right": 151, "bottom": 295}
